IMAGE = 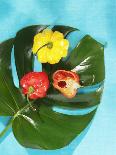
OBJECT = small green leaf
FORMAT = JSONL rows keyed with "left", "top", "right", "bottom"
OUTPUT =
{"left": 52, "top": 25, "right": 78, "bottom": 37}
{"left": 14, "top": 25, "right": 48, "bottom": 80}
{"left": 0, "top": 39, "right": 25, "bottom": 116}
{"left": 12, "top": 103, "right": 96, "bottom": 149}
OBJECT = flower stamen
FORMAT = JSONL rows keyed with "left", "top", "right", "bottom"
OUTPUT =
{"left": 47, "top": 42, "right": 53, "bottom": 49}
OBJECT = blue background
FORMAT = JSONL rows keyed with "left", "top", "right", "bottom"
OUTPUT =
{"left": 0, "top": 0, "right": 116, "bottom": 155}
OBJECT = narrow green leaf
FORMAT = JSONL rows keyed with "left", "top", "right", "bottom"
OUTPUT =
{"left": 52, "top": 25, "right": 78, "bottom": 37}
{"left": 14, "top": 25, "right": 48, "bottom": 80}
{"left": 0, "top": 39, "right": 25, "bottom": 116}
{"left": 12, "top": 103, "right": 96, "bottom": 149}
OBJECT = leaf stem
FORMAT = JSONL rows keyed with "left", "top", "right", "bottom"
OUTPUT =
{"left": 0, "top": 117, "right": 13, "bottom": 138}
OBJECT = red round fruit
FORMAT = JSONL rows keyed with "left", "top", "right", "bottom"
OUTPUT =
{"left": 20, "top": 72, "right": 49, "bottom": 99}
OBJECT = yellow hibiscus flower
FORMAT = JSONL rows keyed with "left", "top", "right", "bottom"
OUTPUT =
{"left": 32, "top": 29, "right": 69, "bottom": 64}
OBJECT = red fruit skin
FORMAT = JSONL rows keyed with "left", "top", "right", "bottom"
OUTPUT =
{"left": 53, "top": 70, "right": 80, "bottom": 83}
{"left": 20, "top": 72, "right": 49, "bottom": 99}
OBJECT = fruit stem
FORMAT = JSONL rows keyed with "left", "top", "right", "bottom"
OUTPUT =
{"left": 27, "top": 95, "right": 36, "bottom": 111}
{"left": 27, "top": 95, "right": 33, "bottom": 109}
{"left": 0, "top": 117, "right": 13, "bottom": 138}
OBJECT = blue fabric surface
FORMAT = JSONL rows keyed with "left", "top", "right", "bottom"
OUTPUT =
{"left": 0, "top": 0, "right": 116, "bottom": 155}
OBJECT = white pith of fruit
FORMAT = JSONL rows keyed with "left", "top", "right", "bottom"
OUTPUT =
{"left": 56, "top": 78, "right": 81, "bottom": 98}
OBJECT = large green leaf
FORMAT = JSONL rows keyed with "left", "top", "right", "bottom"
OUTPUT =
{"left": 12, "top": 103, "right": 96, "bottom": 149}
{"left": 0, "top": 25, "right": 105, "bottom": 150}
{"left": 14, "top": 25, "right": 48, "bottom": 80}
{"left": 0, "top": 39, "right": 25, "bottom": 116}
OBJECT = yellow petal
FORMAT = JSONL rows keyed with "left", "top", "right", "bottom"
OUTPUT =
{"left": 51, "top": 31, "right": 64, "bottom": 41}
{"left": 33, "top": 33, "right": 47, "bottom": 53}
{"left": 42, "top": 29, "right": 53, "bottom": 40}
{"left": 60, "top": 49, "right": 68, "bottom": 57}
{"left": 37, "top": 47, "right": 49, "bottom": 63}
{"left": 54, "top": 39, "right": 69, "bottom": 50}
{"left": 32, "top": 40, "right": 46, "bottom": 53}
{"left": 32, "top": 44, "right": 39, "bottom": 54}
{"left": 46, "top": 51, "right": 56, "bottom": 64}
{"left": 52, "top": 49, "right": 61, "bottom": 63}
{"left": 37, "top": 29, "right": 53, "bottom": 44}
{"left": 62, "top": 39, "right": 69, "bottom": 50}
{"left": 52, "top": 44, "right": 68, "bottom": 58}
{"left": 33, "top": 30, "right": 52, "bottom": 53}
{"left": 53, "top": 56, "right": 61, "bottom": 63}
{"left": 46, "top": 51, "right": 53, "bottom": 63}
{"left": 34, "top": 33, "right": 42, "bottom": 42}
